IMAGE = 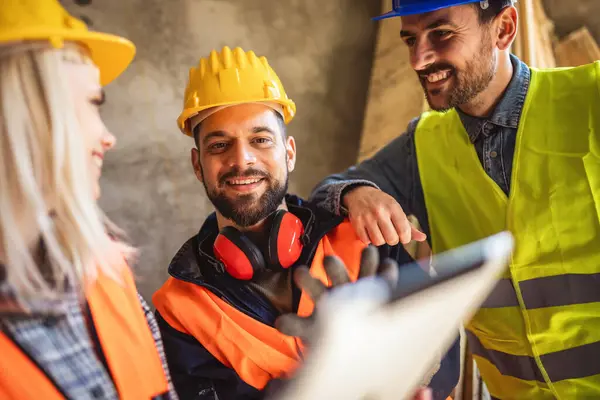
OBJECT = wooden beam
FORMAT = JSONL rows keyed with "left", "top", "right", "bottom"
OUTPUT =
{"left": 533, "top": 0, "right": 557, "bottom": 68}
{"left": 518, "top": 0, "right": 537, "bottom": 66}
{"left": 512, "top": 0, "right": 556, "bottom": 68}
{"left": 555, "top": 26, "right": 600, "bottom": 67}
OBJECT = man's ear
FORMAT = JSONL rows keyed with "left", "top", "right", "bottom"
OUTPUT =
{"left": 191, "top": 148, "right": 203, "bottom": 182}
{"left": 494, "top": 6, "right": 518, "bottom": 51}
{"left": 285, "top": 136, "right": 297, "bottom": 172}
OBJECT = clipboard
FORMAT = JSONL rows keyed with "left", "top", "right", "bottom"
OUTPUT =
{"left": 272, "top": 231, "right": 514, "bottom": 400}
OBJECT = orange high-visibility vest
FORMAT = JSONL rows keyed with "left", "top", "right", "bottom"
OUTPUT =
{"left": 153, "top": 220, "right": 366, "bottom": 390}
{"left": 0, "top": 260, "right": 170, "bottom": 400}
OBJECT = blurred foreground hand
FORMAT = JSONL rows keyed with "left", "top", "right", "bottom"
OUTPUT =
{"left": 275, "top": 245, "right": 398, "bottom": 341}
{"left": 270, "top": 246, "right": 438, "bottom": 400}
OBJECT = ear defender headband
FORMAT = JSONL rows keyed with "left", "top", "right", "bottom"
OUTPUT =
{"left": 213, "top": 210, "right": 305, "bottom": 280}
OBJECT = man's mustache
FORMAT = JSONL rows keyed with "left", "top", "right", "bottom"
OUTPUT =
{"left": 219, "top": 167, "right": 269, "bottom": 185}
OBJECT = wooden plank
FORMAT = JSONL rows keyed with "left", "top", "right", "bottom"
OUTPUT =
{"left": 512, "top": 0, "right": 556, "bottom": 68}
{"left": 555, "top": 26, "right": 600, "bottom": 67}
{"left": 533, "top": 0, "right": 557, "bottom": 68}
{"left": 518, "top": 0, "right": 537, "bottom": 66}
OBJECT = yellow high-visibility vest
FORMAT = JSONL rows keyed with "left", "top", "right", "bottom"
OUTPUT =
{"left": 415, "top": 61, "right": 600, "bottom": 399}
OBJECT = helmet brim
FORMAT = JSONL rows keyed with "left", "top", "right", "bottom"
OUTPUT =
{"left": 178, "top": 98, "right": 296, "bottom": 137}
{"left": 77, "top": 31, "right": 136, "bottom": 86}
{"left": 373, "top": 0, "right": 481, "bottom": 20}
{"left": 0, "top": 28, "right": 135, "bottom": 86}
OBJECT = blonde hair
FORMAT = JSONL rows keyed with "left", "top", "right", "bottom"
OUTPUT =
{"left": 0, "top": 43, "right": 135, "bottom": 311}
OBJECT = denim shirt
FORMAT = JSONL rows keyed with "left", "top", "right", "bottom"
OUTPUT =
{"left": 310, "top": 54, "right": 530, "bottom": 242}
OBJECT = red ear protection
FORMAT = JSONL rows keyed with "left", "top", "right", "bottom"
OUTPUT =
{"left": 213, "top": 210, "right": 305, "bottom": 280}
{"left": 213, "top": 228, "right": 266, "bottom": 280}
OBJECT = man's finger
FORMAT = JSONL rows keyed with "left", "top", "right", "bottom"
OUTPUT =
{"left": 380, "top": 219, "right": 400, "bottom": 245}
{"left": 390, "top": 208, "right": 412, "bottom": 245}
{"left": 365, "top": 221, "right": 386, "bottom": 246}
{"left": 350, "top": 218, "right": 371, "bottom": 245}
{"left": 324, "top": 255, "right": 351, "bottom": 287}
{"left": 275, "top": 314, "right": 312, "bottom": 340}
{"left": 358, "top": 245, "right": 379, "bottom": 278}
{"left": 378, "top": 258, "right": 399, "bottom": 290}
{"left": 377, "top": 214, "right": 400, "bottom": 246}
{"left": 294, "top": 267, "right": 327, "bottom": 303}
{"left": 411, "top": 225, "right": 427, "bottom": 242}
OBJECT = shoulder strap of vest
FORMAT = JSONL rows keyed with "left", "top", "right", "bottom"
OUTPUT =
{"left": 297, "top": 219, "right": 366, "bottom": 316}
{"left": 87, "top": 260, "right": 169, "bottom": 399}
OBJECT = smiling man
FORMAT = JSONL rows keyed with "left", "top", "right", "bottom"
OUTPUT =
{"left": 310, "top": 0, "right": 600, "bottom": 399}
{"left": 401, "top": 4, "right": 501, "bottom": 114}
{"left": 152, "top": 46, "right": 459, "bottom": 400}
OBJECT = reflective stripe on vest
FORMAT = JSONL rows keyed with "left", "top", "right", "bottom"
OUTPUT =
{"left": 415, "top": 61, "right": 600, "bottom": 399}
{"left": 153, "top": 220, "right": 366, "bottom": 390}
{"left": 0, "top": 261, "right": 170, "bottom": 400}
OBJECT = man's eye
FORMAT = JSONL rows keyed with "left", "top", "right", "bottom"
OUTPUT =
{"left": 434, "top": 30, "right": 451, "bottom": 38}
{"left": 254, "top": 138, "right": 272, "bottom": 144}
{"left": 208, "top": 143, "right": 227, "bottom": 151}
{"left": 404, "top": 37, "right": 416, "bottom": 47}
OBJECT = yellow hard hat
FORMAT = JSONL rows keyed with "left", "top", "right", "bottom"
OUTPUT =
{"left": 0, "top": 0, "right": 135, "bottom": 86}
{"left": 178, "top": 46, "right": 296, "bottom": 137}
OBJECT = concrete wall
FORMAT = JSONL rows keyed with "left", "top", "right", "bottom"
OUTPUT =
{"left": 61, "top": 0, "right": 379, "bottom": 300}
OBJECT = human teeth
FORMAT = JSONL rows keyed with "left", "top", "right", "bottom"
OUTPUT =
{"left": 229, "top": 178, "right": 261, "bottom": 185}
{"left": 427, "top": 70, "right": 450, "bottom": 83}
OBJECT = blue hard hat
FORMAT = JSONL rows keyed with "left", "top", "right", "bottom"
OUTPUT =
{"left": 374, "top": 0, "right": 487, "bottom": 21}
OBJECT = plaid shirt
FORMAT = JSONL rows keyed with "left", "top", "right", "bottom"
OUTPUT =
{"left": 0, "top": 291, "right": 179, "bottom": 400}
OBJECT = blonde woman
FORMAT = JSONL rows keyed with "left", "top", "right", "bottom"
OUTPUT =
{"left": 0, "top": 0, "right": 177, "bottom": 398}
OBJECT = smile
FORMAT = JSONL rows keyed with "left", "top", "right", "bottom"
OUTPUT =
{"left": 223, "top": 176, "right": 266, "bottom": 193}
{"left": 226, "top": 177, "right": 264, "bottom": 185}
{"left": 92, "top": 151, "right": 104, "bottom": 169}
{"left": 421, "top": 69, "right": 453, "bottom": 84}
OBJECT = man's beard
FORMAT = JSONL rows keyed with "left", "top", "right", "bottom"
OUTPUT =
{"left": 203, "top": 166, "right": 288, "bottom": 228}
{"left": 420, "top": 34, "right": 496, "bottom": 112}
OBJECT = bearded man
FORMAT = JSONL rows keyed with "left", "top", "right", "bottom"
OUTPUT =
{"left": 310, "top": 1, "right": 600, "bottom": 398}
{"left": 152, "top": 46, "right": 460, "bottom": 400}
